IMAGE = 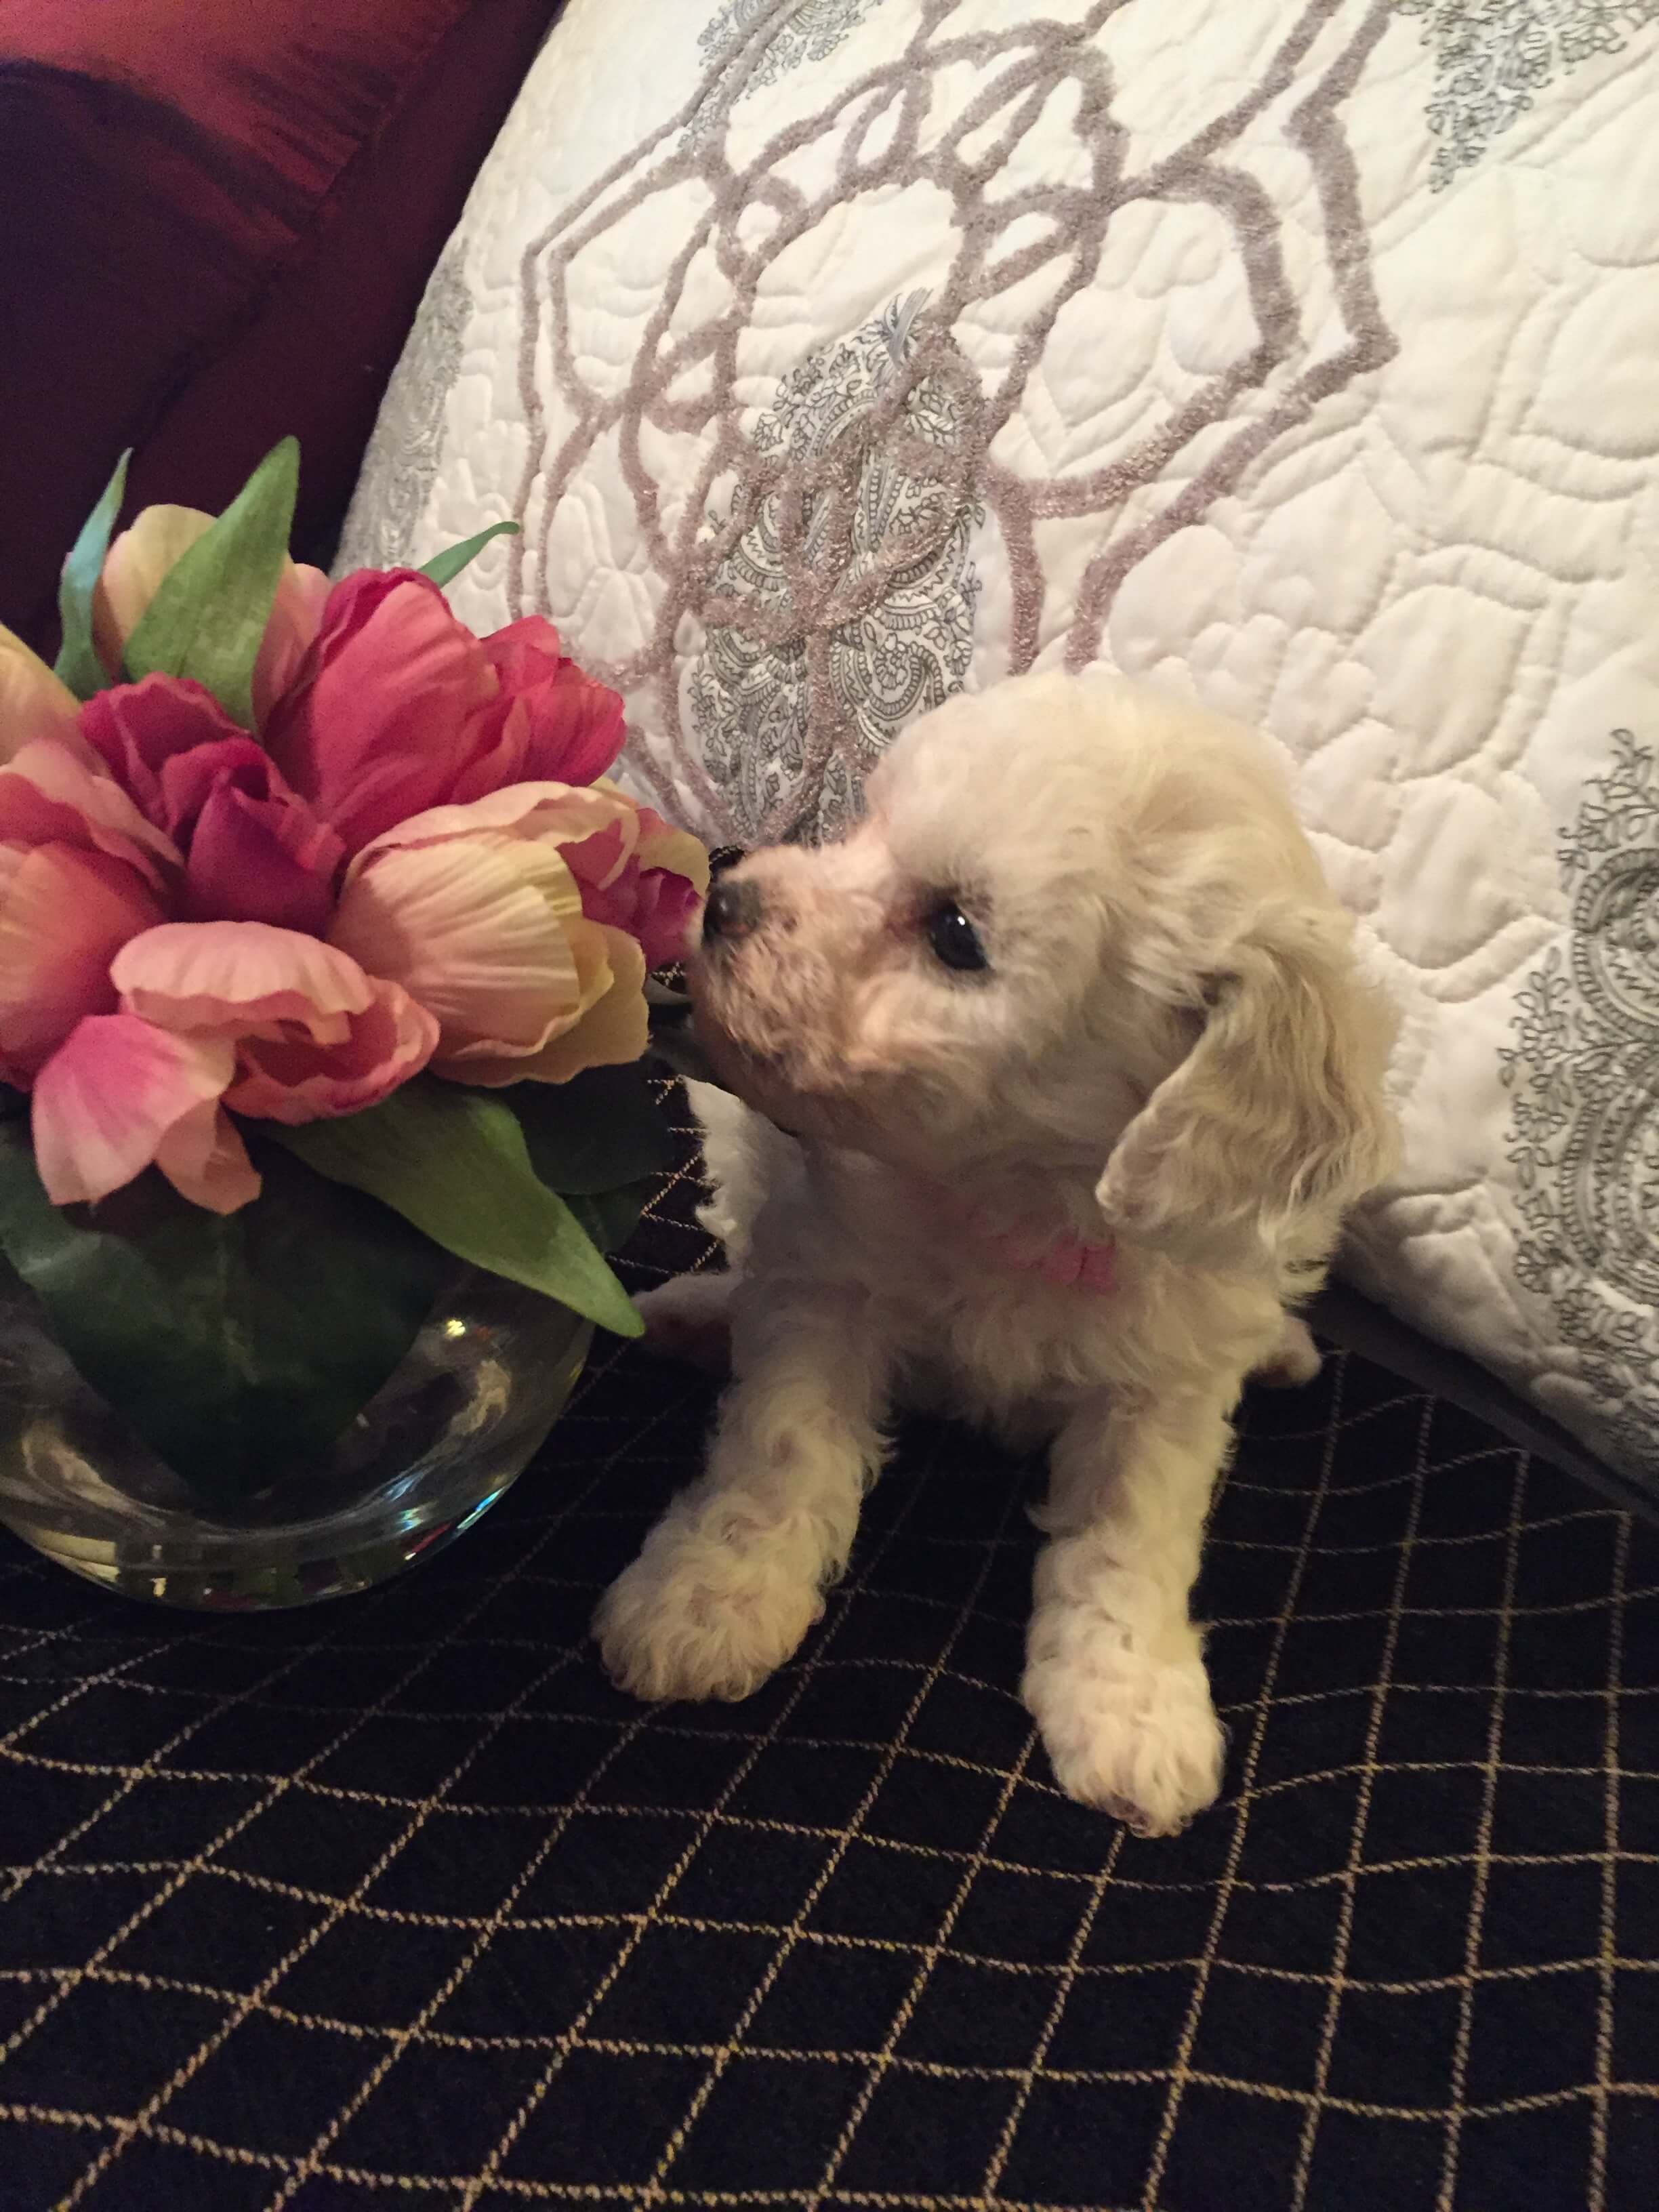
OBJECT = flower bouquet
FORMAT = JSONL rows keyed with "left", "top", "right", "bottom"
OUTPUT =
{"left": 0, "top": 442, "right": 707, "bottom": 1604}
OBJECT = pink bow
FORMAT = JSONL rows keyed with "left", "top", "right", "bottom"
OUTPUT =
{"left": 983, "top": 1222, "right": 1119, "bottom": 1294}
{"left": 934, "top": 1185, "right": 1118, "bottom": 1296}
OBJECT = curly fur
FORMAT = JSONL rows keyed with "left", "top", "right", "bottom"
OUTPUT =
{"left": 596, "top": 672, "right": 1396, "bottom": 1835}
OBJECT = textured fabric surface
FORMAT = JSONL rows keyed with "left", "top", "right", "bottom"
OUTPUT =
{"left": 336, "top": 0, "right": 1659, "bottom": 1493}
{"left": 3, "top": 1094, "right": 1659, "bottom": 2209}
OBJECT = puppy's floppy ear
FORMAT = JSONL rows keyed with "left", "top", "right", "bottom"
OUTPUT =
{"left": 1097, "top": 905, "right": 1396, "bottom": 1272}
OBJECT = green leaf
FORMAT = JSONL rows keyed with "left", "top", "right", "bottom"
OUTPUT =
{"left": 54, "top": 449, "right": 130, "bottom": 699}
{"left": 418, "top": 520, "right": 520, "bottom": 591}
{"left": 565, "top": 1176, "right": 656, "bottom": 1258}
{"left": 506, "top": 1063, "right": 675, "bottom": 1195}
{"left": 272, "top": 1082, "right": 642, "bottom": 1339}
{"left": 124, "top": 438, "right": 300, "bottom": 728}
{"left": 0, "top": 1126, "right": 448, "bottom": 1503}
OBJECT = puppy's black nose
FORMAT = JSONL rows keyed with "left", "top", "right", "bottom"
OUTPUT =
{"left": 701, "top": 877, "right": 763, "bottom": 945}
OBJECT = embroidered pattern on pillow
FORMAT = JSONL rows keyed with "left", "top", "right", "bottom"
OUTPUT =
{"left": 1504, "top": 729, "right": 1659, "bottom": 1474}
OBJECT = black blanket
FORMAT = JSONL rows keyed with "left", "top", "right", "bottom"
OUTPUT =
{"left": 2, "top": 1099, "right": 1656, "bottom": 2209}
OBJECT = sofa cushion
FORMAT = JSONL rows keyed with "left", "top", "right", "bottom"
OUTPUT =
{"left": 0, "top": 0, "right": 562, "bottom": 649}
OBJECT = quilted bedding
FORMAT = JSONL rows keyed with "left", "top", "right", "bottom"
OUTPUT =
{"left": 338, "top": 0, "right": 1659, "bottom": 1486}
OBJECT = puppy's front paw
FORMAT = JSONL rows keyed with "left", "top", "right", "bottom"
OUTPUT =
{"left": 1252, "top": 1315, "right": 1322, "bottom": 1389}
{"left": 1023, "top": 1620, "right": 1225, "bottom": 1836}
{"left": 594, "top": 1525, "right": 821, "bottom": 1704}
{"left": 633, "top": 1274, "right": 735, "bottom": 1376}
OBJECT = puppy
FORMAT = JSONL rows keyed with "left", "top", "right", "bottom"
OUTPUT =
{"left": 596, "top": 672, "right": 1395, "bottom": 1835}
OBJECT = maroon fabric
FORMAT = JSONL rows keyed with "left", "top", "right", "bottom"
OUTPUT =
{"left": 0, "top": 1, "right": 561, "bottom": 652}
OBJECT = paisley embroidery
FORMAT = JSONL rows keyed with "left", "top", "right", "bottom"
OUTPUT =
{"left": 697, "top": 0, "right": 885, "bottom": 106}
{"left": 687, "top": 294, "right": 983, "bottom": 846}
{"left": 335, "top": 245, "right": 472, "bottom": 573}
{"left": 1399, "top": 0, "right": 1659, "bottom": 191}
{"left": 1502, "top": 730, "right": 1659, "bottom": 1473}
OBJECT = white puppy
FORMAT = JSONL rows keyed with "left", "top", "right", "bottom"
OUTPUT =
{"left": 596, "top": 673, "right": 1395, "bottom": 1835}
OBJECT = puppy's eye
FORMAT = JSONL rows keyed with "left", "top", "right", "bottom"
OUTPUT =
{"left": 925, "top": 901, "right": 989, "bottom": 974}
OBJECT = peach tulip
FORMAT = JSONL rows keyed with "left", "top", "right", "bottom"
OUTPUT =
{"left": 91, "top": 503, "right": 330, "bottom": 732}
{"left": 329, "top": 781, "right": 707, "bottom": 1087}
{"left": 111, "top": 922, "right": 438, "bottom": 1124}
{"left": 33, "top": 1014, "right": 257, "bottom": 1214}
{"left": 28, "top": 920, "right": 441, "bottom": 1213}
{"left": 0, "top": 625, "right": 83, "bottom": 762}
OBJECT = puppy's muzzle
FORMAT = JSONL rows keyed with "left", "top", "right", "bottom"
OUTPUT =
{"left": 701, "top": 876, "right": 764, "bottom": 949}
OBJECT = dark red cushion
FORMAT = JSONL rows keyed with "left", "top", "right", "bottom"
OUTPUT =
{"left": 1, "top": 1, "right": 560, "bottom": 651}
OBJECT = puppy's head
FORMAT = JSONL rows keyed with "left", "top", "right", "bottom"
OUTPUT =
{"left": 690, "top": 672, "right": 1395, "bottom": 1270}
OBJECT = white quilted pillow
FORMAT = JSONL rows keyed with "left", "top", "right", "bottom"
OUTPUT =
{"left": 340, "top": 0, "right": 1659, "bottom": 1485}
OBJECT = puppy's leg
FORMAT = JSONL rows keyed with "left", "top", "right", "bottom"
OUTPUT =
{"left": 634, "top": 1271, "right": 736, "bottom": 1377}
{"left": 595, "top": 1285, "right": 889, "bottom": 1702}
{"left": 1252, "top": 1313, "right": 1322, "bottom": 1389}
{"left": 686, "top": 1078, "right": 797, "bottom": 1270}
{"left": 632, "top": 1082, "right": 804, "bottom": 1376}
{"left": 1023, "top": 1391, "right": 1232, "bottom": 1835}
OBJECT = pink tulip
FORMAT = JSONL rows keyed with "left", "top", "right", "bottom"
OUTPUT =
{"left": 0, "top": 739, "right": 176, "bottom": 1087}
{"left": 6, "top": 492, "right": 707, "bottom": 1223}
{"left": 33, "top": 1012, "right": 257, "bottom": 1214}
{"left": 0, "top": 736, "right": 180, "bottom": 892}
{"left": 329, "top": 780, "right": 704, "bottom": 1086}
{"left": 462, "top": 619, "right": 630, "bottom": 797}
{"left": 563, "top": 800, "right": 709, "bottom": 971}
{"left": 263, "top": 572, "right": 628, "bottom": 854}
{"left": 92, "top": 504, "right": 329, "bottom": 733}
{"left": 81, "top": 677, "right": 342, "bottom": 933}
{"left": 110, "top": 922, "right": 438, "bottom": 1124}
{"left": 253, "top": 560, "right": 333, "bottom": 729}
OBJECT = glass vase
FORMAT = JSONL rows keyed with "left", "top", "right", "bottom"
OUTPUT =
{"left": 0, "top": 1265, "right": 590, "bottom": 1610}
